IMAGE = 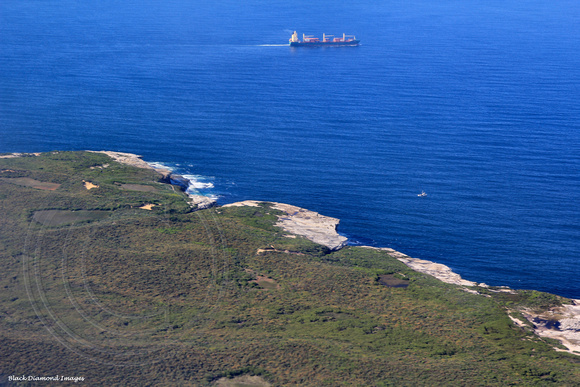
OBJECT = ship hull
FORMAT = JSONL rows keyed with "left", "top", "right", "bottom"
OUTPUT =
{"left": 290, "top": 40, "right": 360, "bottom": 47}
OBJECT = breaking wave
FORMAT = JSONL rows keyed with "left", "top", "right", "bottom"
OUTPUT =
{"left": 181, "top": 174, "right": 215, "bottom": 192}
{"left": 146, "top": 162, "right": 218, "bottom": 198}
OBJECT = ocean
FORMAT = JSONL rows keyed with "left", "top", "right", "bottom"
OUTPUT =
{"left": 1, "top": 0, "right": 579, "bottom": 298}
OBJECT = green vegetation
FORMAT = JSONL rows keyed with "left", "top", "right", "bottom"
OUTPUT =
{"left": 0, "top": 151, "right": 579, "bottom": 386}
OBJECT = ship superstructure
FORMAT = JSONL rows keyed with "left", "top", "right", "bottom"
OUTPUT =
{"left": 289, "top": 31, "right": 359, "bottom": 47}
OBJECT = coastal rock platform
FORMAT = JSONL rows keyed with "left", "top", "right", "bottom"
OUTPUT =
{"left": 2, "top": 150, "right": 580, "bottom": 361}
{"left": 222, "top": 200, "right": 348, "bottom": 251}
{"left": 84, "top": 151, "right": 580, "bottom": 355}
{"left": 89, "top": 151, "right": 155, "bottom": 170}
{"left": 522, "top": 300, "right": 580, "bottom": 354}
{"left": 360, "top": 246, "right": 480, "bottom": 287}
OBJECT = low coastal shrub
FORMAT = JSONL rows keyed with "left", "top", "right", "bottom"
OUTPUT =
{"left": 1, "top": 151, "right": 579, "bottom": 386}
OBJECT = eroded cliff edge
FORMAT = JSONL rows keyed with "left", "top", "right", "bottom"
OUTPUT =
{"left": 223, "top": 200, "right": 348, "bottom": 251}
{"left": 89, "top": 150, "right": 217, "bottom": 209}
{"left": 5, "top": 150, "right": 577, "bottom": 355}
{"left": 96, "top": 150, "right": 580, "bottom": 355}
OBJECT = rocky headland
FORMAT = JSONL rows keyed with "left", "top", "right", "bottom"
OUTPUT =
{"left": 220, "top": 200, "right": 580, "bottom": 355}
{"left": 93, "top": 151, "right": 580, "bottom": 355}
{"left": 5, "top": 150, "right": 578, "bottom": 355}
{"left": 90, "top": 150, "right": 217, "bottom": 209}
{"left": 223, "top": 200, "right": 348, "bottom": 251}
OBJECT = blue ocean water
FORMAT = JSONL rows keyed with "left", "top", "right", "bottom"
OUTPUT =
{"left": 1, "top": 0, "right": 579, "bottom": 298}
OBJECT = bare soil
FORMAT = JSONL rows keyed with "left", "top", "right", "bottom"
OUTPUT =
{"left": 33, "top": 210, "right": 111, "bottom": 226}
{"left": 378, "top": 274, "right": 409, "bottom": 288}
{"left": 1, "top": 177, "right": 61, "bottom": 191}
{"left": 120, "top": 183, "right": 160, "bottom": 193}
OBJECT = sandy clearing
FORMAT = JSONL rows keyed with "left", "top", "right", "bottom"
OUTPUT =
{"left": 83, "top": 180, "right": 99, "bottom": 190}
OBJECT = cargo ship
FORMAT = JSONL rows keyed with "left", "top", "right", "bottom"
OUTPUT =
{"left": 289, "top": 31, "right": 359, "bottom": 47}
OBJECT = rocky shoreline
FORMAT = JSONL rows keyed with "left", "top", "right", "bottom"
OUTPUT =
{"left": 93, "top": 151, "right": 580, "bottom": 355}
{"left": 223, "top": 200, "right": 348, "bottom": 251}
{"left": 222, "top": 200, "right": 580, "bottom": 355}
{"left": 94, "top": 152, "right": 490, "bottom": 286}
{"left": 6, "top": 151, "right": 578, "bottom": 354}
{"left": 90, "top": 151, "right": 217, "bottom": 209}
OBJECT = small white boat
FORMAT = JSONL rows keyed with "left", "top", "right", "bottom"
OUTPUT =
{"left": 418, "top": 191, "right": 427, "bottom": 197}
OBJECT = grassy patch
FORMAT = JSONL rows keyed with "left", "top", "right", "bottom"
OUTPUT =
{"left": 32, "top": 209, "right": 111, "bottom": 226}
{"left": 220, "top": 203, "right": 283, "bottom": 233}
{"left": 0, "top": 177, "right": 61, "bottom": 191}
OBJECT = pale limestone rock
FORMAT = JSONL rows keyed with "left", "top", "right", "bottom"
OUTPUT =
{"left": 508, "top": 314, "right": 528, "bottom": 328}
{"left": 188, "top": 194, "right": 216, "bottom": 209}
{"left": 222, "top": 200, "right": 348, "bottom": 250}
{"left": 89, "top": 151, "right": 153, "bottom": 169}
{"left": 360, "top": 246, "right": 478, "bottom": 287}
{"left": 0, "top": 152, "right": 40, "bottom": 158}
{"left": 522, "top": 300, "right": 580, "bottom": 354}
{"left": 367, "top": 245, "right": 580, "bottom": 355}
